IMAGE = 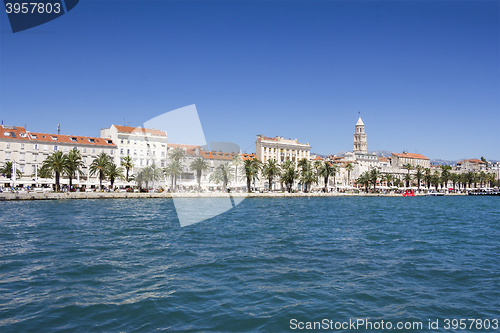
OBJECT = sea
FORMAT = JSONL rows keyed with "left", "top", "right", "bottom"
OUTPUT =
{"left": 0, "top": 197, "right": 499, "bottom": 332}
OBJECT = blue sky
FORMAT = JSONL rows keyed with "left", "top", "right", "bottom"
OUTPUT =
{"left": 1, "top": 0, "right": 498, "bottom": 160}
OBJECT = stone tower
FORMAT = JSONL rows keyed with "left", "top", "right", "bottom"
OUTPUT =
{"left": 353, "top": 117, "right": 367, "bottom": 153}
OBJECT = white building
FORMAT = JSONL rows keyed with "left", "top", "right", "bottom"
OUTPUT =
{"left": 255, "top": 135, "right": 311, "bottom": 166}
{"left": 390, "top": 152, "right": 431, "bottom": 169}
{"left": 100, "top": 125, "right": 168, "bottom": 172}
{"left": 0, "top": 125, "right": 117, "bottom": 188}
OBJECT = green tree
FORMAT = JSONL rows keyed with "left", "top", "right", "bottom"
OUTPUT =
{"left": 431, "top": 172, "right": 441, "bottom": 190}
{"left": 89, "top": 152, "right": 112, "bottom": 190}
{"left": 107, "top": 163, "right": 125, "bottom": 189}
{"left": 480, "top": 156, "right": 488, "bottom": 168}
{"left": 262, "top": 159, "right": 281, "bottom": 191}
{"left": 210, "top": 162, "right": 234, "bottom": 191}
{"left": 383, "top": 173, "right": 394, "bottom": 188}
{"left": 440, "top": 165, "right": 452, "bottom": 189}
{"left": 64, "top": 148, "right": 84, "bottom": 190}
{"left": 370, "top": 168, "right": 381, "bottom": 190}
{"left": 414, "top": 169, "right": 424, "bottom": 190}
{"left": 424, "top": 168, "right": 431, "bottom": 189}
{"left": 232, "top": 154, "right": 243, "bottom": 183}
{"left": 164, "top": 160, "right": 183, "bottom": 191}
{"left": 318, "top": 161, "right": 336, "bottom": 192}
{"left": 0, "top": 161, "right": 23, "bottom": 179}
{"left": 356, "top": 171, "right": 370, "bottom": 193}
{"left": 41, "top": 151, "right": 67, "bottom": 191}
{"left": 120, "top": 155, "right": 134, "bottom": 182}
{"left": 450, "top": 172, "right": 459, "bottom": 191}
{"left": 168, "top": 147, "right": 185, "bottom": 187}
{"left": 403, "top": 163, "right": 413, "bottom": 187}
{"left": 190, "top": 158, "right": 209, "bottom": 192}
{"left": 345, "top": 162, "right": 354, "bottom": 186}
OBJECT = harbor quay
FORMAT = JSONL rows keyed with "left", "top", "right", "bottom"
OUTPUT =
{"left": 0, "top": 191, "right": 467, "bottom": 201}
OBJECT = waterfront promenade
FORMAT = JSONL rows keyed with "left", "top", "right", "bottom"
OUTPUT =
{"left": 0, "top": 191, "right": 467, "bottom": 201}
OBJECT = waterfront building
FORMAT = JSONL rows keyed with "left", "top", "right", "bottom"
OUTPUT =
{"left": 255, "top": 135, "right": 311, "bottom": 166}
{"left": 391, "top": 152, "right": 431, "bottom": 169}
{"left": 0, "top": 125, "right": 116, "bottom": 188}
{"left": 100, "top": 125, "right": 168, "bottom": 171}
{"left": 456, "top": 159, "right": 488, "bottom": 171}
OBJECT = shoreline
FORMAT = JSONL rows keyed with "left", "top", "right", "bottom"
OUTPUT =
{"left": 0, "top": 191, "right": 468, "bottom": 201}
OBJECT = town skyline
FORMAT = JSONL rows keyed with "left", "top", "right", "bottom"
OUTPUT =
{"left": 1, "top": 1, "right": 498, "bottom": 160}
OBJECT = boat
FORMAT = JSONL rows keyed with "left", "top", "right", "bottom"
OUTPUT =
{"left": 425, "top": 191, "right": 444, "bottom": 196}
{"left": 468, "top": 189, "right": 500, "bottom": 196}
{"left": 403, "top": 189, "right": 415, "bottom": 197}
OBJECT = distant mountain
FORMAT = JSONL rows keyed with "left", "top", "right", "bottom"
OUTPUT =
{"left": 430, "top": 159, "right": 456, "bottom": 166}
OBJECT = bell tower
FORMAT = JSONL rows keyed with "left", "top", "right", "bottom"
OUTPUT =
{"left": 353, "top": 117, "right": 367, "bottom": 153}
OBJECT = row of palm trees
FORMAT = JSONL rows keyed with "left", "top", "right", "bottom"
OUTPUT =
{"left": 356, "top": 163, "right": 498, "bottom": 192}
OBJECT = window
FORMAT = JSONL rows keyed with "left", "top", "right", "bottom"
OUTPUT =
{"left": 64, "top": 147, "right": 68, "bottom": 152}
{"left": 88, "top": 138, "right": 95, "bottom": 143}
{"left": 5, "top": 153, "right": 10, "bottom": 160}
{"left": 34, "top": 144, "right": 39, "bottom": 150}
{"left": 110, "top": 149, "right": 113, "bottom": 155}
{"left": 21, "top": 143, "right": 25, "bottom": 150}
{"left": 33, "top": 154, "right": 38, "bottom": 162}
{"left": 120, "top": 149, "right": 124, "bottom": 155}
{"left": 161, "top": 161, "right": 165, "bottom": 167}
{"left": 20, "top": 153, "right": 25, "bottom": 161}
{"left": 51, "top": 136, "right": 58, "bottom": 141}
{"left": 161, "top": 151, "right": 165, "bottom": 157}
{"left": 3, "top": 132, "right": 10, "bottom": 137}
{"left": 70, "top": 137, "right": 77, "bottom": 142}
{"left": 31, "top": 134, "right": 37, "bottom": 139}
{"left": 92, "top": 148, "right": 96, "bottom": 154}
{"left": 83, "top": 148, "right": 87, "bottom": 153}
{"left": 120, "top": 139, "right": 124, "bottom": 144}
{"left": 20, "top": 165, "right": 24, "bottom": 173}
{"left": 6, "top": 143, "right": 10, "bottom": 149}
{"left": 54, "top": 146, "right": 58, "bottom": 151}
{"left": 127, "top": 149, "right": 130, "bottom": 155}
{"left": 44, "top": 145, "right": 48, "bottom": 151}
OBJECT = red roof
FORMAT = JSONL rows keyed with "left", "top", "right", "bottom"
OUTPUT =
{"left": 457, "top": 159, "right": 486, "bottom": 165}
{"left": 313, "top": 156, "right": 323, "bottom": 160}
{"left": 1, "top": 125, "right": 115, "bottom": 147}
{"left": 392, "top": 152, "right": 429, "bottom": 160}
{"left": 168, "top": 143, "right": 199, "bottom": 155}
{"left": 114, "top": 125, "right": 166, "bottom": 136}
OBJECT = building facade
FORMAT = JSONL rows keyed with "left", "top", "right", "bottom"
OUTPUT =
{"left": 0, "top": 125, "right": 117, "bottom": 187}
{"left": 390, "top": 152, "right": 431, "bottom": 169}
{"left": 255, "top": 135, "right": 311, "bottom": 166}
{"left": 456, "top": 159, "right": 488, "bottom": 171}
{"left": 100, "top": 125, "right": 168, "bottom": 172}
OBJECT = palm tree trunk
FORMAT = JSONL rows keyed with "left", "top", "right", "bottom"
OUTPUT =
{"left": 55, "top": 172, "right": 60, "bottom": 191}
{"left": 247, "top": 178, "right": 251, "bottom": 193}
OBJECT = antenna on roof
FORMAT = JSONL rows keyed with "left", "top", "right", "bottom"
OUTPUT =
{"left": 57, "top": 124, "right": 60, "bottom": 135}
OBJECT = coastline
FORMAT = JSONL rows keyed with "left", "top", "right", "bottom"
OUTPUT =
{"left": 0, "top": 191, "right": 467, "bottom": 201}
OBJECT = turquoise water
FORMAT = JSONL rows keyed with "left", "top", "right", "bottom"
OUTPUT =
{"left": 0, "top": 197, "right": 499, "bottom": 332}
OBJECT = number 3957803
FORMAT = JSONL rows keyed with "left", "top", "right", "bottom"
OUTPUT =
{"left": 5, "top": 2, "right": 61, "bottom": 14}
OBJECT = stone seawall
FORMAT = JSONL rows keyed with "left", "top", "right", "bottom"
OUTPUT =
{"left": 0, "top": 191, "right": 466, "bottom": 201}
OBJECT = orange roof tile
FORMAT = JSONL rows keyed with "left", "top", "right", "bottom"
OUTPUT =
{"left": 313, "top": 156, "right": 323, "bottom": 160}
{"left": 1, "top": 125, "right": 115, "bottom": 147}
{"left": 392, "top": 152, "right": 429, "bottom": 160}
{"left": 114, "top": 125, "right": 166, "bottom": 136}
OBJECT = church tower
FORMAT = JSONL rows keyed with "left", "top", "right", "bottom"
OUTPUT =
{"left": 353, "top": 117, "right": 367, "bottom": 153}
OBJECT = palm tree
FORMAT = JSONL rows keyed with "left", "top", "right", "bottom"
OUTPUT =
{"left": 89, "top": 152, "right": 112, "bottom": 190}
{"left": 424, "top": 168, "right": 431, "bottom": 189}
{"left": 209, "top": 162, "right": 234, "bottom": 191}
{"left": 251, "top": 157, "right": 262, "bottom": 191}
{"left": 281, "top": 163, "right": 298, "bottom": 193}
{"left": 243, "top": 159, "right": 256, "bottom": 193}
{"left": 41, "top": 151, "right": 67, "bottom": 191}
{"left": 370, "top": 168, "right": 380, "bottom": 190}
{"left": 414, "top": 169, "right": 423, "bottom": 190}
{"left": 64, "top": 148, "right": 84, "bottom": 190}
{"left": 356, "top": 171, "right": 370, "bottom": 193}
{"left": 403, "top": 163, "right": 413, "bottom": 187}
{"left": 299, "top": 169, "right": 316, "bottom": 192}
{"left": 318, "top": 161, "right": 335, "bottom": 192}
{"left": 431, "top": 172, "right": 441, "bottom": 190}
{"left": 190, "top": 158, "right": 209, "bottom": 192}
{"left": 450, "top": 173, "right": 459, "bottom": 192}
{"left": 297, "top": 158, "right": 313, "bottom": 192}
{"left": 232, "top": 154, "right": 242, "bottom": 184}
{"left": 164, "top": 160, "right": 183, "bottom": 191}
{"left": 107, "top": 163, "right": 125, "bottom": 189}
{"left": 345, "top": 162, "right": 353, "bottom": 186}
{"left": 0, "top": 161, "right": 23, "bottom": 179}
{"left": 168, "top": 146, "right": 185, "bottom": 187}
{"left": 120, "top": 155, "right": 134, "bottom": 182}
{"left": 262, "top": 159, "right": 281, "bottom": 191}
{"left": 383, "top": 173, "right": 394, "bottom": 188}
{"left": 440, "top": 165, "right": 452, "bottom": 189}
{"left": 404, "top": 173, "right": 412, "bottom": 188}
{"left": 169, "top": 146, "right": 185, "bottom": 162}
